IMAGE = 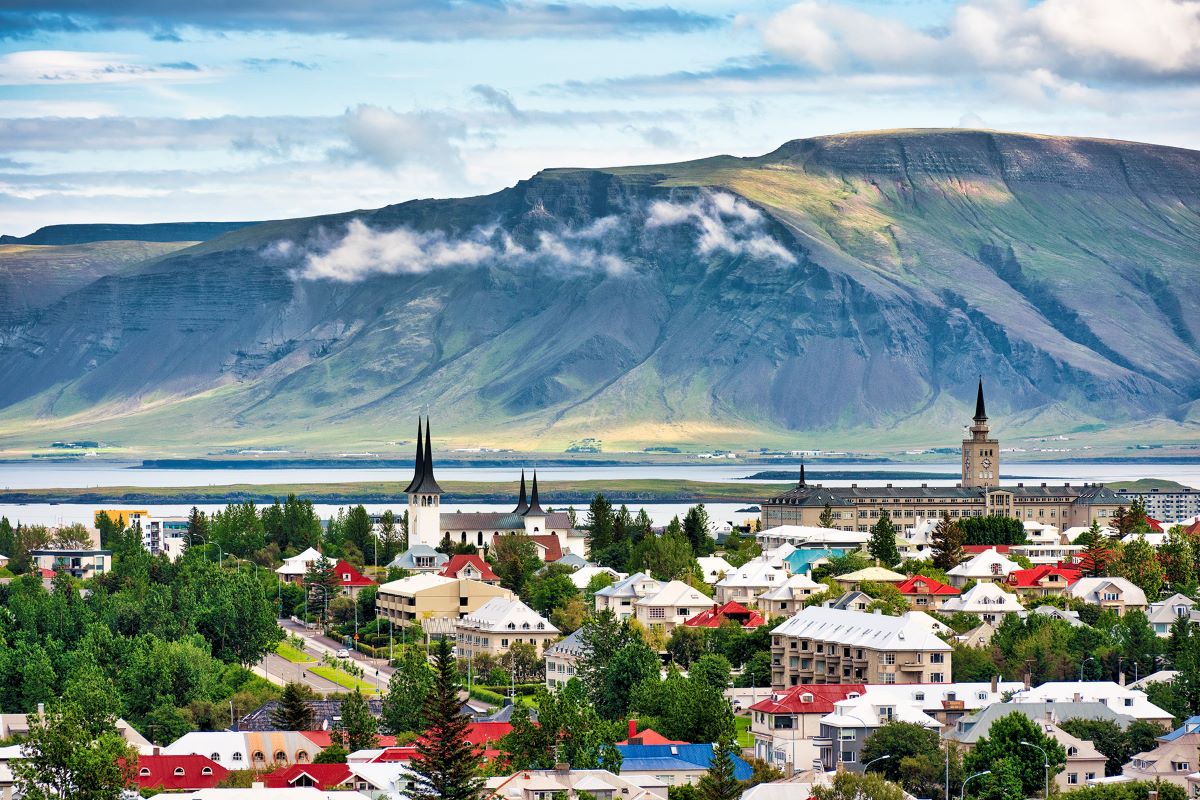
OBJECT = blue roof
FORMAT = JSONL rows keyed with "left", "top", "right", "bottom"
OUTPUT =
{"left": 1160, "top": 716, "right": 1200, "bottom": 742}
{"left": 615, "top": 744, "right": 752, "bottom": 781}
{"left": 784, "top": 547, "right": 850, "bottom": 571}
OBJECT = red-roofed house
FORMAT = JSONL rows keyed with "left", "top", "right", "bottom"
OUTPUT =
{"left": 619, "top": 720, "right": 687, "bottom": 745}
{"left": 489, "top": 533, "right": 563, "bottom": 563}
{"left": 962, "top": 545, "right": 1011, "bottom": 555}
{"left": 263, "top": 763, "right": 353, "bottom": 789}
{"left": 373, "top": 746, "right": 418, "bottom": 762}
{"left": 133, "top": 754, "right": 228, "bottom": 791}
{"left": 1185, "top": 520, "right": 1200, "bottom": 537}
{"left": 749, "top": 684, "right": 867, "bottom": 769}
{"left": 439, "top": 554, "right": 499, "bottom": 584}
{"left": 300, "top": 731, "right": 399, "bottom": 749}
{"left": 684, "top": 601, "right": 765, "bottom": 629}
{"left": 332, "top": 560, "right": 376, "bottom": 598}
{"left": 895, "top": 575, "right": 960, "bottom": 611}
{"left": 1006, "top": 565, "right": 1083, "bottom": 600}
{"left": 1147, "top": 517, "right": 1165, "bottom": 533}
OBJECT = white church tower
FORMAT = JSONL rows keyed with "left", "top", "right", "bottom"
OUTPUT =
{"left": 405, "top": 418, "right": 443, "bottom": 548}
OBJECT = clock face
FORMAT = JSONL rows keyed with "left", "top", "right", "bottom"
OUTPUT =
{"left": 982, "top": 457, "right": 992, "bottom": 468}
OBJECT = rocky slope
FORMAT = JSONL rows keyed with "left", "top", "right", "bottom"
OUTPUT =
{"left": 0, "top": 129, "right": 1197, "bottom": 451}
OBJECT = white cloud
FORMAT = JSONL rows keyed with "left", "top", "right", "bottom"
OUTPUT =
{"left": 336, "top": 104, "right": 467, "bottom": 173}
{"left": 647, "top": 192, "right": 795, "bottom": 263}
{"left": 0, "top": 50, "right": 217, "bottom": 86}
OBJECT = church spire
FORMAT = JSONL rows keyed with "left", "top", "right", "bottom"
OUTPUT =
{"left": 513, "top": 469, "right": 529, "bottom": 515}
{"left": 404, "top": 418, "right": 424, "bottom": 494}
{"left": 526, "top": 470, "right": 544, "bottom": 516}
{"left": 411, "top": 416, "right": 443, "bottom": 494}
{"left": 974, "top": 377, "right": 987, "bottom": 421}
{"left": 799, "top": 463, "right": 806, "bottom": 488}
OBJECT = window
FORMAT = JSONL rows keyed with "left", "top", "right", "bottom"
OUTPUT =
{"left": 931, "top": 653, "right": 945, "bottom": 664}
{"left": 883, "top": 673, "right": 896, "bottom": 684}
{"left": 1068, "top": 774, "right": 1078, "bottom": 785}
{"left": 139, "top": 768, "right": 151, "bottom": 777}
{"left": 232, "top": 753, "right": 243, "bottom": 762}
{"left": 501, "top": 638, "right": 509, "bottom": 647}
{"left": 211, "top": 753, "right": 220, "bottom": 762}
{"left": 649, "top": 607, "right": 666, "bottom": 619}
{"left": 274, "top": 751, "right": 287, "bottom": 762}
{"left": 202, "top": 767, "right": 214, "bottom": 776}
{"left": 253, "top": 752, "right": 265, "bottom": 763}
{"left": 1086, "top": 773, "right": 1096, "bottom": 782}
{"left": 914, "top": 692, "right": 925, "bottom": 702}
{"left": 1068, "top": 747, "right": 1079, "bottom": 756}
{"left": 931, "top": 673, "right": 944, "bottom": 683}
{"left": 883, "top": 653, "right": 896, "bottom": 665}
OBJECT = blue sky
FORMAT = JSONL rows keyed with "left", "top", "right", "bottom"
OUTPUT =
{"left": 2, "top": 0, "right": 1198, "bottom": 234}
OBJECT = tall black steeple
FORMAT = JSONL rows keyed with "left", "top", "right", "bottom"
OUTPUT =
{"left": 974, "top": 377, "right": 987, "bottom": 421}
{"left": 513, "top": 470, "right": 529, "bottom": 515}
{"left": 410, "top": 416, "right": 443, "bottom": 494}
{"left": 799, "top": 463, "right": 807, "bottom": 488}
{"left": 525, "top": 470, "right": 544, "bottom": 515}
{"left": 404, "top": 419, "right": 424, "bottom": 494}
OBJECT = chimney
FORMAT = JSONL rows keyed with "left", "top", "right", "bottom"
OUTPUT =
{"left": 991, "top": 675, "right": 998, "bottom": 693}
{"left": 555, "top": 763, "right": 570, "bottom": 773}
{"left": 153, "top": 746, "right": 160, "bottom": 756}
{"left": 36, "top": 703, "right": 44, "bottom": 719}
{"left": 1024, "top": 670, "right": 1032, "bottom": 690}
{"left": 1073, "top": 692, "right": 1082, "bottom": 703}
{"left": 1119, "top": 670, "right": 1126, "bottom": 687}
{"left": 628, "top": 719, "right": 638, "bottom": 739}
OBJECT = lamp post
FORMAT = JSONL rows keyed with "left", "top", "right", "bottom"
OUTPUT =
{"left": 1021, "top": 741, "right": 1050, "bottom": 799}
{"left": 1080, "top": 656, "right": 1095, "bottom": 681}
{"left": 962, "top": 770, "right": 991, "bottom": 800}
{"left": 862, "top": 754, "right": 891, "bottom": 773}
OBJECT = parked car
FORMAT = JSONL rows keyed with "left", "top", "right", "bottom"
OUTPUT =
{"left": 336, "top": 648, "right": 349, "bottom": 658}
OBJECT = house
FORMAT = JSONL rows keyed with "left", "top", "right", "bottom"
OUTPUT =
{"left": 134, "top": 755, "right": 229, "bottom": 792}
{"left": 455, "top": 597, "right": 558, "bottom": 659}
{"left": 781, "top": 548, "right": 844, "bottom": 578}
{"left": 264, "top": 763, "right": 354, "bottom": 789}
{"left": 567, "top": 565, "right": 624, "bottom": 590}
{"left": 1010, "top": 523, "right": 1083, "bottom": 566}
{"left": 619, "top": 720, "right": 687, "bottom": 745}
{"left": 1123, "top": 716, "right": 1200, "bottom": 788}
{"left": 1009, "top": 682, "right": 1174, "bottom": 726}
{"left": 757, "top": 526, "right": 869, "bottom": 552}
{"left": 713, "top": 560, "right": 787, "bottom": 607}
{"left": 895, "top": 575, "right": 960, "bottom": 611}
{"left": 276, "top": 547, "right": 324, "bottom": 585}
{"left": 833, "top": 567, "right": 908, "bottom": 591}
{"left": 614, "top": 743, "right": 753, "bottom": 786}
{"left": 376, "top": 574, "right": 514, "bottom": 627}
{"left": 439, "top": 554, "right": 500, "bottom": 584}
{"left": 945, "top": 703, "right": 1111, "bottom": 790}
{"left": 1018, "top": 606, "right": 1086, "bottom": 627}
{"left": 545, "top": 630, "right": 587, "bottom": 690}
{"left": 1147, "top": 593, "right": 1200, "bottom": 636}
{"left": 164, "top": 731, "right": 324, "bottom": 769}
{"left": 824, "top": 591, "right": 872, "bottom": 612}
{"left": 594, "top": 572, "right": 664, "bottom": 620}
{"left": 696, "top": 556, "right": 734, "bottom": 583}
{"left": 486, "top": 768, "right": 667, "bottom": 800}
{"left": 386, "top": 545, "right": 448, "bottom": 573}
{"left": 749, "top": 683, "right": 867, "bottom": 770}
{"left": 1066, "top": 577, "right": 1148, "bottom": 616}
{"left": 0, "top": 713, "right": 153, "bottom": 753}
{"left": 939, "top": 583, "right": 1024, "bottom": 625}
{"left": 635, "top": 581, "right": 715, "bottom": 632}
{"left": 164, "top": 788, "right": 370, "bottom": 799}
{"left": 556, "top": 553, "right": 591, "bottom": 570}
{"left": 345, "top": 762, "right": 420, "bottom": 798}
{"left": 684, "top": 601, "right": 765, "bottom": 629}
{"left": 758, "top": 574, "right": 826, "bottom": 618}
{"left": 1005, "top": 565, "right": 1083, "bottom": 600}
{"left": 769, "top": 606, "right": 952, "bottom": 689}
{"left": 957, "top": 622, "right": 996, "bottom": 647}
{"left": 30, "top": 548, "right": 111, "bottom": 579}
{"left": 946, "top": 547, "right": 1021, "bottom": 587}
{"left": 332, "top": 559, "right": 377, "bottom": 598}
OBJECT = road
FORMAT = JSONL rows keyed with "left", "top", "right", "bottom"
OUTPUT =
{"left": 274, "top": 618, "right": 394, "bottom": 692}
{"left": 255, "top": 653, "right": 346, "bottom": 696}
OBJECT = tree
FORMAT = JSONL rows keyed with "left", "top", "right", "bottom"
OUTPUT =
{"left": 697, "top": 733, "right": 742, "bottom": 800}
{"left": 314, "top": 742, "right": 349, "bottom": 763}
{"left": 503, "top": 641, "right": 543, "bottom": 683}
{"left": 861, "top": 721, "right": 940, "bottom": 785}
{"left": 411, "top": 637, "right": 484, "bottom": 800}
{"left": 550, "top": 597, "right": 590, "bottom": 634}
{"left": 691, "top": 654, "right": 732, "bottom": 693}
{"left": 1059, "top": 718, "right": 1165, "bottom": 777}
{"left": 13, "top": 686, "right": 136, "bottom": 800}
{"left": 814, "top": 771, "right": 907, "bottom": 800}
{"left": 272, "top": 682, "right": 316, "bottom": 730}
{"left": 869, "top": 511, "right": 901, "bottom": 566}
{"left": 1077, "top": 521, "right": 1115, "bottom": 577}
{"left": 1160, "top": 525, "right": 1196, "bottom": 591}
{"left": 958, "top": 516, "right": 1027, "bottom": 546}
{"left": 964, "top": 712, "right": 1065, "bottom": 799}
{"left": 599, "top": 640, "right": 662, "bottom": 719}
{"left": 304, "top": 554, "right": 338, "bottom": 625}
{"left": 819, "top": 504, "right": 835, "bottom": 528}
{"left": 1113, "top": 535, "right": 1164, "bottom": 601}
{"left": 529, "top": 565, "right": 580, "bottom": 615}
{"left": 383, "top": 645, "right": 434, "bottom": 734}
{"left": 683, "top": 505, "right": 714, "bottom": 557}
{"left": 630, "top": 667, "right": 734, "bottom": 743}
{"left": 666, "top": 626, "right": 707, "bottom": 668}
{"left": 1113, "top": 506, "right": 1133, "bottom": 536}
{"left": 490, "top": 535, "right": 541, "bottom": 596}
{"left": 503, "top": 680, "right": 623, "bottom": 770}
{"left": 631, "top": 521, "right": 697, "bottom": 581}
{"left": 379, "top": 510, "right": 402, "bottom": 565}
{"left": 336, "top": 688, "right": 379, "bottom": 752}
{"left": 586, "top": 494, "right": 616, "bottom": 558}
{"left": 931, "top": 512, "right": 964, "bottom": 571}
{"left": 345, "top": 505, "right": 374, "bottom": 563}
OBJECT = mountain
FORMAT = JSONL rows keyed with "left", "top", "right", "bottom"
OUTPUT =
{"left": 0, "top": 221, "right": 262, "bottom": 246}
{"left": 1, "top": 129, "right": 1198, "bottom": 454}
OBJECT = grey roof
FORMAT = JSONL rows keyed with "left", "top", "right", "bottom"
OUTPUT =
{"left": 945, "top": 702, "right": 1133, "bottom": 744}
{"left": 594, "top": 572, "right": 656, "bottom": 598}
{"left": 827, "top": 591, "right": 872, "bottom": 610}
{"left": 545, "top": 629, "right": 588, "bottom": 658}
{"left": 440, "top": 511, "right": 570, "bottom": 531}
{"left": 767, "top": 483, "right": 1120, "bottom": 505}
{"left": 239, "top": 698, "right": 384, "bottom": 731}
{"left": 479, "top": 700, "right": 538, "bottom": 723}
{"left": 403, "top": 419, "right": 423, "bottom": 494}
{"left": 555, "top": 553, "right": 590, "bottom": 569}
{"left": 1022, "top": 606, "right": 1086, "bottom": 627}
{"left": 388, "top": 545, "right": 448, "bottom": 570}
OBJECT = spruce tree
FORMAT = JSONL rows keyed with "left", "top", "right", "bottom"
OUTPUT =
{"left": 698, "top": 732, "right": 743, "bottom": 800}
{"left": 336, "top": 688, "right": 379, "bottom": 752}
{"left": 271, "top": 682, "right": 316, "bottom": 731}
{"left": 586, "top": 494, "right": 615, "bottom": 558}
{"left": 819, "top": 504, "right": 835, "bottom": 528}
{"left": 930, "top": 512, "right": 964, "bottom": 571}
{"left": 304, "top": 555, "right": 338, "bottom": 624}
{"left": 868, "top": 511, "right": 901, "bottom": 566}
{"left": 382, "top": 645, "right": 434, "bottom": 734}
{"left": 411, "top": 637, "right": 484, "bottom": 800}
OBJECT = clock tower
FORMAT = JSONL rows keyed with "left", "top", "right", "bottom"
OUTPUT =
{"left": 962, "top": 379, "right": 999, "bottom": 489}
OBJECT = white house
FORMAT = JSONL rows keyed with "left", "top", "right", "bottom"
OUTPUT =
{"left": 714, "top": 560, "right": 787, "bottom": 607}
{"left": 946, "top": 547, "right": 1021, "bottom": 587}
{"left": 1009, "top": 681, "right": 1175, "bottom": 727}
{"left": 697, "top": 556, "right": 734, "bottom": 583}
{"left": 275, "top": 547, "right": 324, "bottom": 585}
{"left": 1066, "top": 577, "right": 1148, "bottom": 616}
{"left": 939, "top": 583, "right": 1025, "bottom": 624}
{"left": 635, "top": 581, "right": 715, "bottom": 632}
{"left": 593, "top": 572, "right": 664, "bottom": 620}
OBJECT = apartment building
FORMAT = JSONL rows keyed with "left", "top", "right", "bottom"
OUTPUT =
{"left": 593, "top": 572, "right": 663, "bottom": 620}
{"left": 376, "top": 574, "right": 514, "bottom": 626}
{"left": 1116, "top": 487, "right": 1200, "bottom": 523}
{"left": 545, "top": 630, "right": 586, "bottom": 690}
{"left": 455, "top": 597, "right": 558, "bottom": 660}
{"left": 769, "top": 606, "right": 952, "bottom": 689}
{"left": 635, "top": 581, "right": 716, "bottom": 633}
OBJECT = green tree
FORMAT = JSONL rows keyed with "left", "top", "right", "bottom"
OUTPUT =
{"left": 1077, "top": 521, "right": 1115, "bottom": 577}
{"left": 599, "top": 639, "right": 662, "bottom": 719}
{"left": 379, "top": 510, "right": 402, "bottom": 565}
{"left": 1160, "top": 526, "right": 1196, "bottom": 590}
{"left": 586, "top": 494, "right": 616, "bottom": 558}
{"left": 503, "top": 680, "right": 623, "bottom": 770}
{"left": 697, "top": 732, "right": 742, "bottom": 800}
{"left": 1113, "top": 535, "right": 1164, "bottom": 601}
{"left": 1113, "top": 506, "right": 1133, "bottom": 536}
{"left": 691, "top": 654, "right": 732, "bottom": 692}
{"left": 976, "top": 756, "right": 1025, "bottom": 800}
{"left": 304, "top": 554, "right": 338, "bottom": 625}
{"left": 683, "top": 505, "right": 714, "bottom": 557}
{"left": 861, "top": 721, "right": 940, "bottom": 785}
{"left": 819, "top": 504, "right": 835, "bottom": 528}
{"left": 336, "top": 688, "right": 379, "bottom": 752}
{"left": 868, "top": 511, "right": 901, "bottom": 566}
{"left": 382, "top": 645, "right": 434, "bottom": 734}
{"left": 314, "top": 742, "right": 349, "bottom": 763}
{"left": 630, "top": 667, "right": 734, "bottom": 743}
{"left": 631, "top": 521, "right": 697, "bottom": 581}
{"left": 814, "top": 771, "right": 907, "bottom": 800}
{"left": 666, "top": 625, "right": 707, "bottom": 668}
{"left": 489, "top": 535, "right": 541, "bottom": 596}
{"left": 410, "top": 637, "right": 484, "bottom": 800}
{"left": 964, "top": 712, "right": 1065, "bottom": 799}
{"left": 931, "top": 512, "right": 964, "bottom": 571}
{"left": 272, "top": 682, "right": 316, "bottom": 730}
{"left": 529, "top": 564, "right": 581, "bottom": 615}
{"left": 345, "top": 505, "right": 374, "bottom": 563}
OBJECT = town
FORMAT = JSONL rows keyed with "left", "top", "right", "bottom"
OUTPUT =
{"left": 0, "top": 388, "right": 1197, "bottom": 800}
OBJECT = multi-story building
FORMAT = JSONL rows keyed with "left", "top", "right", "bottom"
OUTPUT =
{"left": 486, "top": 768, "right": 667, "bottom": 800}
{"left": 758, "top": 574, "right": 826, "bottom": 618}
{"left": 1115, "top": 487, "right": 1200, "bottom": 523}
{"left": 947, "top": 547, "right": 1021, "bottom": 587}
{"left": 1010, "top": 681, "right": 1174, "bottom": 727}
{"left": 749, "top": 684, "right": 866, "bottom": 771}
{"left": 939, "top": 583, "right": 1024, "bottom": 625}
{"left": 635, "top": 581, "right": 716, "bottom": 633}
{"left": 769, "top": 606, "right": 952, "bottom": 689}
{"left": 454, "top": 597, "right": 558, "bottom": 659}
{"left": 1125, "top": 717, "right": 1200, "bottom": 789}
{"left": 1147, "top": 593, "right": 1200, "bottom": 636}
{"left": 714, "top": 560, "right": 787, "bottom": 607}
{"left": 1005, "top": 566, "right": 1082, "bottom": 601}
{"left": 894, "top": 575, "right": 959, "bottom": 611}
{"left": 1066, "top": 577, "right": 1149, "bottom": 616}
{"left": 30, "top": 548, "right": 111, "bottom": 579}
{"left": 376, "top": 574, "right": 514, "bottom": 627}
{"left": 760, "top": 384, "right": 1123, "bottom": 532}
{"left": 593, "top": 572, "right": 663, "bottom": 620}
{"left": 545, "top": 630, "right": 586, "bottom": 690}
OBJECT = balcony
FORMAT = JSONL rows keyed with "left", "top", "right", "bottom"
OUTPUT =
{"left": 899, "top": 661, "right": 926, "bottom": 672}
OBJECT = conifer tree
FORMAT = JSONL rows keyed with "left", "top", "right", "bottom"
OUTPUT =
{"left": 304, "top": 554, "right": 338, "bottom": 624}
{"left": 271, "top": 682, "right": 316, "bottom": 731}
{"left": 1077, "top": 520, "right": 1113, "bottom": 577}
{"left": 586, "top": 494, "right": 616, "bottom": 557}
{"left": 819, "top": 503, "right": 835, "bottom": 528}
{"left": 868, "top": 511, "right": 901, "bottom": 566}
{"left": 411, "top": 637, "right": 484, "bottom": 800}
{"left": 930, "top": 512, "right": 964, "bottom": 571}
{"left": 382, "top": 645, "right": 434, "bottom": 734}
{"left": 336, "top": 688, "right": 379, "bottom": 752}
{"left": 698, "top": 732, "right": 743, "bottom": 800}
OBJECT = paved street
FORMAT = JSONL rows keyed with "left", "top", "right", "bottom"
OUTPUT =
{"left": 275, "top": 618, "right": 394, "bottom": 692}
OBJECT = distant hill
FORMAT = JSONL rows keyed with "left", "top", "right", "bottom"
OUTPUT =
{"left": 0, "top": 129, "right": 1197, "bottom": 453}
{"left": 1, "top": 221, "right": 262, "bottom": 246}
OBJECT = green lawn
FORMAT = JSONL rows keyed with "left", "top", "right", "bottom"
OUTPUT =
{"left": 310, "top": 665, "right": 378, "bottom": 693}
{"left": 275, "top": 643, "right": 314, "bottom": 664}
{"left": 735, "top": 714, "right": 752, "bottom": 748}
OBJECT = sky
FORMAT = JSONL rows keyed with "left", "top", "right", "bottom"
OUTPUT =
{"left": 1, "top": 0, "right": 1199, "bottom": 235}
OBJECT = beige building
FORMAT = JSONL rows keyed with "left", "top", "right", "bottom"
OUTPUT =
{"left": 30, "top": 548, "right": 111, "bottom": 580}
{"left": 770, "top": 606, "right": 952, "bottom": 689}
{"left": 455, "top": 597, "right": 558, "bottom": 660}
{"left": 1125, "top": 718, "right": 1200, "bottom": 788}
{"left": 713, "top": 560, "right": 787, "bottom": 607}
{"left": 635, "top": 581, "right": 715, "bottom": 633}
{"left": 759, "top": 574, "right": 826, "bottom": 618}
{"left": 545, "top": 630, "right": 586, "bottom": 690}
{"left": 486, "top": 768, "right": 666, "bottom": 800}
{"left": 376, "top": 574, "right": 513, "bottom": 626}
{"left": 594, "top": 572, "right": 664, "bottom": 620}
{"left": 1066, "top": 577, "right": 1148, "bottom": 616}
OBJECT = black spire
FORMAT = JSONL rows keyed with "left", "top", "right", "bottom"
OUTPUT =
{"left": 411, "top": 416, "right": 443, "bottom": 494}
{"left": 525, "top": 470, "right": 544, "bottom": 516}
{"left": 799, "top": 463, "right": 806, "bottom": 487}
{"left": 513, "top": 470, "right": 529, "bottom": 515}
{"left": 974, "top": 377, "right": 987, "bottom": 421}
{"left": 404, "top": 419, "right": 423, "bottom": 494}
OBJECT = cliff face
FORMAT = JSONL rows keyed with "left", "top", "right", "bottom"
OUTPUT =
{"left": 0, "top": 129, "right": 1197, "bottom": 449}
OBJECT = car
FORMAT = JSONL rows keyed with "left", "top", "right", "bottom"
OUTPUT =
{"left": 335, "top": 648, "right": 349, "bottom": 658}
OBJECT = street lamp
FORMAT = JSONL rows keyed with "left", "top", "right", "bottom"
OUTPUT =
{"left": 962, "top": 770, "right": 991, "bottom": 800}
{"left": 862, "top": 754, "right": 891, "bottom": 772}
{"left": 1021, "top": 741, "right": 1050, "bottom": 799}
{"left": 1080, "top": 656, "right": 1095, "bottom": 681}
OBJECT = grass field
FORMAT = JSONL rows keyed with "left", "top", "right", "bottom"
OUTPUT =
{"left": 310, "top": 665, "right": 377, "bottom": 693}
{"left": 275, "top": 643, "right": 314, "bottom": 664}
{"left": 735, "top": 714, "right": 752, "bottom": 748}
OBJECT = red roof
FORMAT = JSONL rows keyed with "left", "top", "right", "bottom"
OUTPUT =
{"left": 531, "top": 535, "right": 563, "bottom": 562}
{"left": 1147, "top": 517, "right": 1164, "bottom": 533}
{"left": 1186, "top": 521, "right": 1200, "bottom": 536}
{"left": 684, "top": 601, "right": 765, "bottom": 629}
{"left": 373, "top": 746, "right": 418, "bottom": 762}
{"left": 263, "top": 763, "right": 352, "bottom": 789}
{"left": 134, "top": 755, "right": 228, "bottom": 790}
{"left": 38, "top": 567, "right": 56, "bottom": 578}
{"left": 963, "top": 545, "right": 1011, "bottom": 554}
{"left": 463, "top": 722, "right": 513, "bottom": 745}
{"left": 300, "top": 731, "right": 398, "bottom": 748}
{"left": 619, "top": 720, "right": 687, "bottom": 745}
{"left": 895, "top": 575, "right": 959, "bottom": 596}
{"left": 749, "top": 683, "right": 867, "bottom": 715}
{"left": 439, "top": 554, "right": 499, "bottom": 582}
{"left": 1007, "top": 565, "right": 1082, "bottom": 588}
{"left": 332, "top": 560, "right": 376, "bottom": 588}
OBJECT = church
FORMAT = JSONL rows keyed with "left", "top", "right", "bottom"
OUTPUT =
{"left": 404, "top": 419, "right": 579, "bottom": 560}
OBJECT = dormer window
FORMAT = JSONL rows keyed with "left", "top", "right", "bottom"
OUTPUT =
{"left": 800, "top": 693, "right": 814, "bottom": 703}
{"left": 139, "top": 768, "right": 151, "bottom": 777}
{"left": 202, "top": 766, "right": 213, "bottom": 775}
{"left": 174, "top": 767, "right": 185, "bottom": 776}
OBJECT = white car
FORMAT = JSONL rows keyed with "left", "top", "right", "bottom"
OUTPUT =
{"left": 335, "top": 648, "right": 349, "bottom": 658}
